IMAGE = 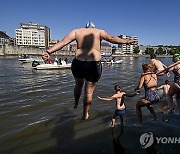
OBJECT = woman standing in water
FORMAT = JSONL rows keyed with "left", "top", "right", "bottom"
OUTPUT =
{"left": 135, "top": 62, "right": 160, "bottom": 126}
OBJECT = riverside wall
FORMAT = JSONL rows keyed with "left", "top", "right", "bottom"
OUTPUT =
{"left": 0, "top": 45, "right": 75, "bottom": 56}
{"left": 0, "top": 45, "right": 172, "bottom": 58}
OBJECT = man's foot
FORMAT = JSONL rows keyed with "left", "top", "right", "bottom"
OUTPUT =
{"left": 81, "top": 112, "right": 89, "bottom": 120}
{"left": 111, "top": 124, "right": 115, "bottom": 127}
{"left": 74, "top": 103, "right": 78, "bottom": 109}
{"left": 133, "top": 123, "right": 142, "bottom": 127}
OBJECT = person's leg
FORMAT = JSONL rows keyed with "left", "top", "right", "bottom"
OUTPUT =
{"left": 82, "top": 81, "right": 96, "bottom": 119}
{"left": 175, "top": 92, "right": 180, "bottom": 114}
{"left": 167, "top": 83, "right": 179, "bottom": 113}
{"left": 119, "top": 115, "right": 124, "bottom": 126}
{"left": 146, "top": 104, "right": 157, "bottom": 120}
{"left": 74, "top": 78, "right": 84, "bottom": 109}
{"left": 111, "top": 117, "right": 116, "bottom": 127}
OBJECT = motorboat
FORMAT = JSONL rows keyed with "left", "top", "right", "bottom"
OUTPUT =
{"left": 18, "top": 54, "right": 43, "bottom": 63}
{"left": 32, "top": 61, "right": 71, "bottom": 70}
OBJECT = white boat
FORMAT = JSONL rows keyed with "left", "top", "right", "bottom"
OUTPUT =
{"left": 33, "top": 62, "right": 71, "bottom": 70}
{"left": 101, "top": 59, "right": 123, "bottom": 64}
{"left": 18, "top": 55, "right": 43, "bottom": 63}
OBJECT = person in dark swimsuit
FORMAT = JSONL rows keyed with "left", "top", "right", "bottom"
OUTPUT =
{"left": 157, "top": 54, "right": 180, "bottom": 115}
{"left": 71, "top": 58, "right": 102, "bottom": 83}
{"left": 135, "top": 62, "right": 159, "bottom": 126}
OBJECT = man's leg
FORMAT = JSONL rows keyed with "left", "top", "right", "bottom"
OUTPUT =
{"left": 167, "top": 83, "right": 178, "bottom": 113}
{"left": 74, "top": 78, "right": 84, "bottom": 109}
{"left": 82, "top": 81, "right": 96, "bottom": 119}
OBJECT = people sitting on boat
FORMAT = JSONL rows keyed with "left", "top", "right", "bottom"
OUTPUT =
{"left": 58, "top": 58, "right": 62, "bottom": 65}
{"left": 19, "top": 54, "right": 30, "bottom": 59}
{"left": 112, "top": 57, "right": 116, "bottom": 62}
{"left": 61, "top": 60, "right": 67, "bottom": 65}
{"left": 44, "top": 58, "right": 53, "bottom": 64}
{"left": 64, "top": 57, "right": 69, "bottom": 64}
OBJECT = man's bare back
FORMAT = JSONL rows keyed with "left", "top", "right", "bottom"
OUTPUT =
{"left": 75, "top": 28, "right": 102, "bottom": 61}
{"left": 151, "top": 59, "right": 166, "bottom": 71}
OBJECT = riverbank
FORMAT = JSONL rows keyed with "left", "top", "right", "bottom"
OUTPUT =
{"left": 0, "top": 45, "right": 173, "bottom": 57}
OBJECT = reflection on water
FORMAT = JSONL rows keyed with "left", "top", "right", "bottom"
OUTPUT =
{"left": 112, "top": 125, "right": 125, "bottom": 154}
{"left": 0, "top": 56, "right": 179, "bottom": 153}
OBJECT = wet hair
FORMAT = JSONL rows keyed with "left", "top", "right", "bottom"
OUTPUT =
{"left": 85, "top": 21, "right": 96, "bottom": 28}
{"left": 142, "top": 62, "right": 154, "bottom": 72}
{"left": 150, "top": 53, "right": 156, "bottom": 59}
{"left": 114, "top": 85, "right": 121, "bottom": 92}
{"left": 165, "top": 80, "right": 169, "bottom": 84}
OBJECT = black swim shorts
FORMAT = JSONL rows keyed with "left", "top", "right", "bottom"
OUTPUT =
{"left": 71, "top": 58, "right": 102, "bottom": 82}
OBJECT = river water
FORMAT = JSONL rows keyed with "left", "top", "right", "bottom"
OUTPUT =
{"left": 0, "top": 56, "right": 179, "bottom": 154}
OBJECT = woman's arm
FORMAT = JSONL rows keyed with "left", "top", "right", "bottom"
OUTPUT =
{"left": 135, "top": 75, "right": 145, "bottom": 90}
{"left": 124, "top": 92, "right": 139, "bottom": 97}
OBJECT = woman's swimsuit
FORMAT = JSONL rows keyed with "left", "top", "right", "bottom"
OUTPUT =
{"left": 71, "top": 58, "right": 102, "bottom": 82}
{"left": 144, "top": 74, "right": 160, "bottom": 104}
{"left": 173, "top": 68, "right": 180, "bottom": 86}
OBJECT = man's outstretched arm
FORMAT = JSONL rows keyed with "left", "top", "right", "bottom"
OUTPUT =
{"left": 100, "top": 30, "right": 137, "bottom": 45}
{"left": 42, "top": 29, "right": 76, "bottom": 60}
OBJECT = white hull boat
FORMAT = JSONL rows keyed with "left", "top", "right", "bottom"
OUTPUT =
{"left": 19, "top": 57, "right": 44, "bottom": 63}
{"left": 101, "top": 60, "right": 123, "bottom": 64}
{"left": 33, "top": 63, "right": 71, "bottom": 70}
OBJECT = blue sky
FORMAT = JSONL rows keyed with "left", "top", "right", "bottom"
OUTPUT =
{"left": 0, "top": 0, "right": 180, "bottom": 45}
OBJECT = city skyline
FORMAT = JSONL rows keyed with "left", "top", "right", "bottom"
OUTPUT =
{"left": 0, "top": 0, "right": 180, "bottom": 46}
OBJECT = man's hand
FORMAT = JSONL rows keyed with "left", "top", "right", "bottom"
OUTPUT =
{"left": 42, "top": 51, "right": 50, "bottom": 60}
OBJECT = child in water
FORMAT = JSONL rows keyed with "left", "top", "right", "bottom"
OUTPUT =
{"left": 98, "top": 85, "right": 138, "bottom": 127}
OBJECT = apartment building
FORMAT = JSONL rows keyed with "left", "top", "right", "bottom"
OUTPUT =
{"left": 16, "top": 23, "right": 50, "bottom": 48}
{"left": 101, "top": 42, "right": 112, "bottom": 55}
{"left": 118, "top": 34, "right": 138, "bottom": 54}
{"left": 0, "top": 31, "right": 10, "bottom": 45}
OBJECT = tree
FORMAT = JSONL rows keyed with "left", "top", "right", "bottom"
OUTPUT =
{"left": 133, "top": 46, "right": 140, "bottom": 54}
{"left": 169, "top": 47, "right": 180, "bottom": 55}
{"left": 145, "top": 47, "right": 154, "bottom": 55}
{"left": 156, "top": 47, "right": 165, "bottom": 55}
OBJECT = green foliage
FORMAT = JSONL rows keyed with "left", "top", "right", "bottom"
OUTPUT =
{"left": 145, "top": 47, "right": 154, "bottom": 55}
{"left": 156, "top": 47, "right": 166, "bottom": 55}
{"left": 169, "top": 47, "right": 180, "bottom": 55}
{"left": 133, "top": 46, "right": 140, "bottom": 54}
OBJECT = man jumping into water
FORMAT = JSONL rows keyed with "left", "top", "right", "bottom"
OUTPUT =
{"left": 42, "top": 21, "right": 137, "bottom": 120}
{"left": 150, "top": 54, "right": 170, "bottom": 77}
